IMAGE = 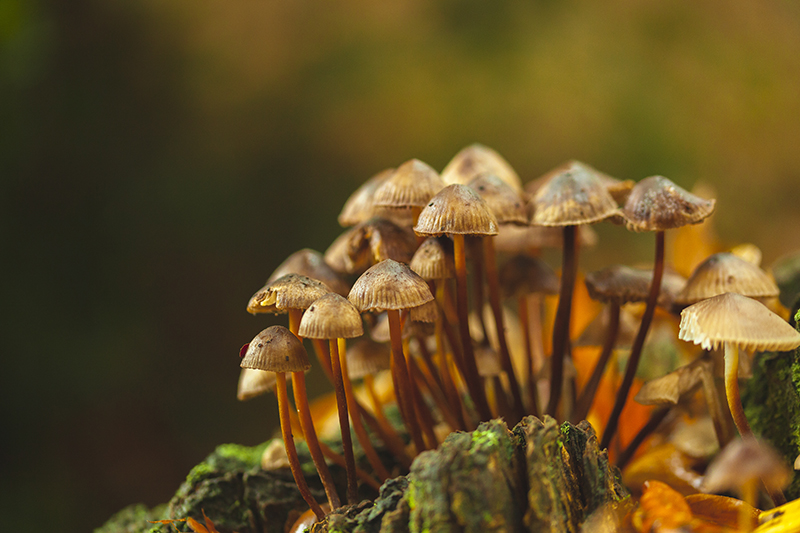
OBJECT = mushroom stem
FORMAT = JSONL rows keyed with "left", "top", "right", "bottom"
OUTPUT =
{"left": 291, "top": 371, "right": 342, "bottom": 510}
{"left": 741, "top": 477, "right": 758, "bottom": 532}
{"left": 408, "top": 345, "right": 462, "bottom": 430}
{"left": 518, "top": 294, "right": 540, "bottom": 416}
{"left": 699, "top": 354, "right": 730, "bottom": 448}
{"left": 452, "top": 233, "right": 493, "bottom": 421}
{"left": 573, "top": 303, "right": 620, "bottom": 423}
{"left": 601, "top": 230, "right": 665, "bottom": 450}
{"left": 387, "top": 309, "right": 427, "bottom": 452}
{"left": 329, "top": 338, "right": 358, "bottom": 504}
{"left": 484, "top": 236, "right": 524, "bottom": 422}
{"left": 546, "top": 224, "right": 578, "bottom": 416}
{"left": 435, "top": 282, "right": 466, "bottom": 427}
{"left": 275, "top": 372, "right": 325, "bottom": 521}
{"left": 338, "top": 339, "right": 392, "bottom": 481}
{"left": 615, "top": 406, "right": 671, "bottom": 469}
{"left": 723, "top": 342, "right": 752, "bottom": 438}
{"left": 403, "top": 336, "right": 440, "bottom": 448}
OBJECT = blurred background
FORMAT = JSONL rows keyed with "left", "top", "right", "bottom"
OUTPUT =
{"left": 3, "top": 1, "right": 800, "bottom": 531}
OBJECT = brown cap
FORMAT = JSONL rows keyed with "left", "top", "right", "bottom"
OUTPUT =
{"left": 414, "top": 184, "right": 499, "bottom": 237}
{"left": 585, "top": 265, "right": 685, "bottom": 307}
{"left": 634, "top": 356, "right": 712, "bottom": 406}
{"left": 703, "top": 437, "right": 791, "bottom": 492}
{"left": 373, "top": 159, "right": 445, "bottom": 209}
{"left": 530, "top": 161, "right": 620, "bottom": 227}
{"left": 267, "top": 248, "right": 350, "bottom": 297}
{"left": 621, "top": 176, "right": 715, "bottom": 233}
{"left": 347, "top": 217, "right": 419, "bottom": 267}
{"left": 441, "top": 143, "right": 522, "bottom": 192}
{"left": 345, "top": 338, "right": 391, "bottom": 380}
{"left": 240, "top": 326, "right": 311, "bottom": 373}
{"left": 494, "top": 223, "right": 598, "bottom": 253}
{"left": 409, "top": 299, "right": 438, "bottom": 323}
{"left": 679, "top": 292, "right": 800, "bottom": 352}
{"left": 466, "top": 173, "right": 528, "bottom": 225}
{"left": 409, "top": 237, "right": 455, "bottom": 280}
{"left": 338, "top": 168, "right": 394, "bottom": 227}
{"left": 325, "top": 227, "right": 371, "bottom": 275}
{"left": 247, "top": 274, "right": 332, "bottom": 315}
{"left": 298, "top": 293, "right": 364, "bottom": 340}
{"left": 498, "top": 255, "right": 559, "bottom": 298}
{"left": 237, "top": 368, "right": 277, "bottom": 401}
{"left": 348, "top": 259, "right": 434, "bottom": 312}
{"left": 674, "top": 252, "right": 779, "bottom": 305}
{"left": 526, "top": 160, "right": 633, "bottom": 205}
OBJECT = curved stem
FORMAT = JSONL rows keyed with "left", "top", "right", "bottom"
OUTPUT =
{"left": 452, "top": 233, "right": 492, "bottom": 421}
{"left": 573, "top": 303, "right": 620, "bottom": 423}
{"left": 292, "top": 372, "right": 341, "bottom": 509}
{"left": 338, "top": 339, "right": 391, "bottom": 481}
{"left": 546, "top": 225, "right": 578, "bottom": 416}
{"left": 276, "top": 373, "right": 325, "bottom": 520}
{"left": 329, "top": 339, "right": 358, "bottom": 504}
{"left": 601, "top": 230, "right": 664, "bottom": 450}
{"left": 388, "top": 309, "right": 427, "bottom": 453}
{"left": 724, "top": 343, "right": 752, "bottom": 438}
{"left": 484, "top": 237, "right": 524, "bottom": 422}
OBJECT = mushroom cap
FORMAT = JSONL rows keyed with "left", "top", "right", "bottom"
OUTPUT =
{"left": 703, "top": 437, "right": 791, "bottom": 493}
{"left": 494, "top": 222, "right": 598, "bottom": 252}
{"left": 298, "top": 293, "right": 364, "bottom": 340}
{"left": 498, "top": 255, "right": 560, "bottom": 298}
{"left": 325, "top": 227, "right": 371, "bottom": 275}
{"left": 634, "top": 356, "right": 711, "bottom": 406}
{"left": 345, "top": 338, "right": 391, "bottom": 380}
{"left": 348, "top": 259, "right": 434, "bottom": 312}
{"left": 584, "top": 265, "right": 686, "bottom": 307}
{"left": 247, "top": 274, "right": 332, "bottom": 314}
{"left": 267, "top": 248, "right": 350, "bottom": 297}
{"left": 530, "top": 161, "right": 619, "bottom": 227}
{"left": 678, "top": 292, "right": 800, "bottom": 352}
{"left": 237, "top": 368, "right": 277, "bottom": 401}
{"left": 413, "top": 184, "right": 499, "bottom": 237}
{"left": 409, "top": 236, "right": 455, "bottom": 280}
{"left": 621, "top": 176, "right": 715, "bottom": 233}
{"left": 409, "top": 299, "right": 438, "bottom": 323}
{"left": 675, "top": 252, "right": 779, "bottom": 305}
{"left": 240, "top": 326, "right": 311, "bottom": 373}
{"left": 347, "top": 217, "right": 419, "bottom": 267}
{"left": 338, "top": 168, "right": 394, "bottom": 227}
{"left": 373, "top": 159, "right": 445, "bottom": 209}
{"left": 526, "top": 160, "right": 634, "bottom": 205}
{"left": 466, "top": 173, "right": 528, "bottom": 225}
{"left": 441, "top": 143, "right": 523, "bottom": 192}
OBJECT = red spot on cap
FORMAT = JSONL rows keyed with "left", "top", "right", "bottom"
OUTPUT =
{"left": 239, "top": 343, "right": 250, "bottom": 358}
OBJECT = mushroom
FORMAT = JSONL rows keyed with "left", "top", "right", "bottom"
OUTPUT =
{"left": 529, "top": 162, "right": 620, "bottom": 417}
{"left": 338, "top": 168, "right": 394, "bottom": 227}
{"left": 266, "top": 248, "right": 350, "bottom": 297}
{"left": 674, "top": 252, "right": 779, "bottom": 307}
{"left": 240, "top": 326, "right": 326, "bottom": 520}
{"left": 414, "top": 184, "right": 499, "bottom": 421}
{"left": 601, "top": 176, "right": 715, "bottom": 451}
{"left": 440, "top": 143, "right": 523, "bottom": 192}
{"left": 372, "top": 158, "right": 445, "bottom": 227}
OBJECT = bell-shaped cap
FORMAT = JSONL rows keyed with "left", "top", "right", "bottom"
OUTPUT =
{"left": 679, "top": 292, "right": 800, "bottom": 352}
{"left": 704, "top": 437, "right": 791, "bottom": 493}
{"left": 267, "top": 249, "right": 350, "bottom": 297}
{"left": 237, "top": 368, "right": 277, "bottom": 401}
{"left": 409, "top": 237, "right": 455, "bottom": 280}
{"left": 240, "top": 326, "right": 311, "bottom": 373}
{"left": 467, "top": 173, "right": 528, "bottom": 225}
{"left": 526, "top": 160, "right": 633, "bottom": 205}
{"left": 373, "top": 159, "right": 445, "bottom": 209}
{"left": 494, "top": 223, "right": 598, "bottom": 252}
{"left": 499, "top": 255, "right": 559, "bottom": 298}
{"left": 634, "top": 356, "right": 712, "bottom": 406}
{"left": 346, "top": 338, "right": 391, "bottom": 380}
{"left": 247, "top": 274, "right": 332, "bottom": 314}
{"left": 585, "top": 265, "right": 685, "bottom": 307}
{"left": 530, "top": 162, "right": 619, "bottom": 227}
{"left": 346, "top": 217, "right": 418, "bottom": 267}
{"left": 325, "top": 227, "right": 371, "bottom": 275}
{"left": 414, "top": 184, "right": 499, "bottom": 237}
{"left": 299, "top": 293, "right": 364, "bottom": 340}
{"left": 621, "top": 176, "right": 715, "bottom": 233}
{"left": 441, "top": 143, "right": 522, "bottom": 192}
{"left": 338, "top": 168, "right": 394, "bottom": 227}
{"left": 675, "top": 252, "right": 779, "bottom": 305}
{"left": 348, "top": 259, "right": 434, "bottom": 312}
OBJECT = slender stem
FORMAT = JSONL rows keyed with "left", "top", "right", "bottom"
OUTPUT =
{"left": 404, "top": 338, "right": 439, "bottom": 448}
{"left": 329, "top": 339, "right": 358, "bottom": 504}
{"left": 470, "top": 237, "right": 491, "bottom": 342}
{"left": 573, "top": 303, "right": 620, "bottom": 423}
{"left": 698, "top": 354, "right": 730, "bottom": 448}
{"left": 724, "top": 343, "right": 752, "bottom": 438}
{"left": 275, "top": 373, "right": 325, "bottom": 520}
{"left": 292, "top": 372, "right": 341, "bottom": 509}
{"left": 363, "top": 375, "right": 407, "bottom": 454}
{"left": 484, "top": 237, "right": 524, "bottom": 422}
{"left": 388, "top": 309, "right": 427, "bottom": 452}
{"left": 616, "top": 406, "right": 670, "bottom": 469}
{"left": 546, "top": 225, "right": 578, "bottom": 416}
{"left": 452, "top": 233, "right": 493, "bottom": 421}
{"left": 435, "top": 282, "right": 463, "bottom": 425}
{"left": 741, "top": 478, "right": 758, "bottom": 532}
{"left": 518, "top": 294, "right": 539, "bottom": 417}
{"left": 491, "top": 375, "right": 513, "bottom": 422}
{"left": 338, "top": 339, "right": 391, "bottom": 481}
{"left": 409, "top": 347, "right": 461, "bottom": 430}
{"left": 601, "top": 230, "right": 665, "bottom": 450}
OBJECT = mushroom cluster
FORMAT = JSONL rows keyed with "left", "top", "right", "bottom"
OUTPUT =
{"left": 236, "top": 144, "right": 800, "bottom": 524}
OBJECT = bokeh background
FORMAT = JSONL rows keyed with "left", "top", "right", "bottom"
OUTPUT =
{"left": 3, "top": 1, "right": 800, "bottom": 531}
